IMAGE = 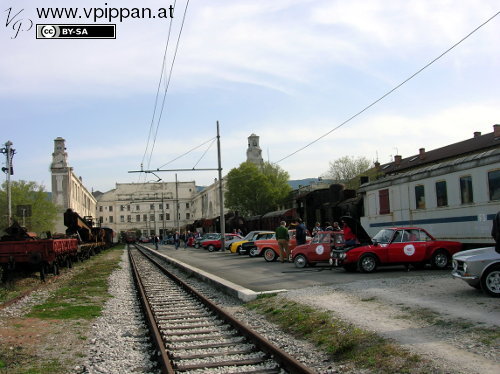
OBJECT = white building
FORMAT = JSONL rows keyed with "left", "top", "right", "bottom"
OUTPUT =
{"left": 50, "top": 137, "right": 97, "bottom": 234}
{"left": 95, "top": 181, "right": 197, "bottom": 239}
{"left": 358, "top": 125, "right": 500, "bottom": 247}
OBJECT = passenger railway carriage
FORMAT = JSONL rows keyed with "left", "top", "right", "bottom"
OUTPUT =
{"left": 359, "top": 138, "right": 499, "bottom": 249}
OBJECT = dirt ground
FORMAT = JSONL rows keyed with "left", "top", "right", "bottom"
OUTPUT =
{"left": 284, "top": 272, "right": 500, "bottom": 374}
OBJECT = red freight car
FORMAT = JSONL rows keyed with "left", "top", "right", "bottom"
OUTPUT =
{"left": 0, "top": 237, "right": 78, "bottom": 281}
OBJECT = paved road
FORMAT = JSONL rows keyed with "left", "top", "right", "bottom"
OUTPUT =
{"left": 152, "top": 244, "right": 452, "bottom": 292}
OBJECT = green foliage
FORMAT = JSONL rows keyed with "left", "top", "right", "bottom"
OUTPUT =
{"left": 225, "top": 162, "right": 292, "bottom": 216}
{"left": 0, "top": 180, "right": 58, "bottom": 233}
{"left": 323, "top": 156, "right": 371, "bottom": 189}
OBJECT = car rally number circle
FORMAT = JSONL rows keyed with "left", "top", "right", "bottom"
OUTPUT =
{"left": 404, "top": 244, "right": 416, "bottom": 256}
{"left": 316, "top": 245, "right": 324, "bottom": 255}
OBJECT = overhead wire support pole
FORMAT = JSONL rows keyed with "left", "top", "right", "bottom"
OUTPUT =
{"left": 217, "top": 121, "right": 225, "bottom": 251}
{"left": 128, "top": 122, "right": 225, "bottom": 245}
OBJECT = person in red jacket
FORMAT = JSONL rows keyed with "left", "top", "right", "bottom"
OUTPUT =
{"left": 342, "top": 219, "right": 357, "bottom": 246}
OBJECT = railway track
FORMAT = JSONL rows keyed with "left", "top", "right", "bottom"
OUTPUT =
{"left": 128, "top": 245, "right": 315, "bottom": 374}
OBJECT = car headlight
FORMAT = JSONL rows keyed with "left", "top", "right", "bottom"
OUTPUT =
{"left": 452, "top": 259, "right": 457, "bottom": 270}
{"left": 462, "top": 262, "right": 467, "bottom": 273}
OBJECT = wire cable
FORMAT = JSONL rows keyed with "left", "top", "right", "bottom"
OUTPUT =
{"left": 140, "top": 0, "right": 177, "bottom": 174}
{"left": 276, "top": 10, "right": 500, "bottom": 164}
{"left": 192, "top": 137, "right": 217, "bottom": 169}
{"left": 157, "top": 137, "right": 217, "bottom": 169}
{"left": 147, "top": 0, "right": 191, "bottom": 170}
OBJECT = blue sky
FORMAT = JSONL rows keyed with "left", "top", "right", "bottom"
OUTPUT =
{"left": 1, "top": 0, "right": 499, "bottom": 193}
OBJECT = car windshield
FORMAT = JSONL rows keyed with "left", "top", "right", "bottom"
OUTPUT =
{"left": 373, "top": 229, "right": 394, "bottom": 244}
{"left": 242, "top": 231, "right": 256, "bottom": 240}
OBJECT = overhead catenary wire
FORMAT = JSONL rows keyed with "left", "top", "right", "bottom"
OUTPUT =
{"left": 192, "top": 137, "right": 217, "bottom": 169}
{"left": 146, "top": 0, "right": 191, "bottom": 171}
{"left": 157, "top": 136, "right": 217, "bottom": 169}
{"left": 276, "top": 10, "right": 500, "bottom": 164}
{"left": 140, "top": 0, "right": 178, "bottom": 179}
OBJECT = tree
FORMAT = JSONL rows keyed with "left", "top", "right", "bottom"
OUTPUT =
{"left": 225, "top": 161, "right": 292, "bottom": 216}
{"left": 0, "top": 180, "right": 58, "bottom": 233}
{"left": 323, "top": 156, "right": 371, "bottom": 188}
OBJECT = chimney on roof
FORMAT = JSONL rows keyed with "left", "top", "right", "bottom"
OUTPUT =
{"left": 419, "top": 148, "right": 425, "bottom": 160}
{"left": 474, "top": 131, "right": 481, "bottom": 138}
{"left": 494, "top": 124, "right": 500, "bottom": 138}
{"left": 394, "top": 155, "right": 402, "bottom": 165}
{"left": 374, "top": 161, "right": 381, "bottom": 170}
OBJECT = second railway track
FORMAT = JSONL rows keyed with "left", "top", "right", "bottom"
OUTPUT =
{"left": 128, "top": 245, "right": 315, "bottom": 374}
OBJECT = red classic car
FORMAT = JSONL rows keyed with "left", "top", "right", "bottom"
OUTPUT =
{"left": 201, "top": 233, "right": 243, "bottom": 252}
{"left": 291, "top": 231, "right": 345, "bottom": 268}
{"left": 253, "top": 230, "right": 311, "bottom": 262}
{"left": 331, "top": 218, "right": 463, "bottom": 272}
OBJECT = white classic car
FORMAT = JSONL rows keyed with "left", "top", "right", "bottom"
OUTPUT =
{"left": 452, "top": 246, "right": 500, "bottom": 297}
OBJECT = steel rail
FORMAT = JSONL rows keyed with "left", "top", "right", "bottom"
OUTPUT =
{"left": 128, "top": 247, "right": 175, "bottom": 374}
{"left": 134, "top": 245, "right": 315, "bottom": 374}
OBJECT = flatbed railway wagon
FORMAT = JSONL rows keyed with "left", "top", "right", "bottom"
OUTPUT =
{"left": 0, "top": 237, "right": 78, "bottom": 281}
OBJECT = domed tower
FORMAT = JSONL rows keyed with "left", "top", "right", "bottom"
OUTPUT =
{"left": 246, "top": 133, "right": 263, "bottom": 165}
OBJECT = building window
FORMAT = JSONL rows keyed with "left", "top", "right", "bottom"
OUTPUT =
{"left": 127, "top": 215, "right": 131, "bottom": 222}
{"left": 415, "top": 185, "right": 425, "bottom": 209}
{"left": 159, "top": 213, "right": 163, "bottom": 221}
{"left": 99, "top": 206, "right": 103, "bottom": 212}
{"left": 120, "top": 215, "right": 125, "bottom": 222}
{"left": 143, "top": 214, "right": 147, "bottom": 222}
{"left": 186, "top": 213, "right": 190, "bottom": 219}
{"left": 186, "top": 203, "right": 190, "bottom": 209}
{"left": 150, "top": 204, "right": 154, "bottom": 210}
{"left": 436, "top": 181, "right": 448, "bottom": 207}
{"left": 136, "top": 205, "right": 140, "bottom": 211}
{"left": 459, "top": 176, "right": 473, "bottom": 204}
{"left": 150, "top": 214, "right": 155, "bottom": 221}
{"left": 166, "top": 203, "right": 169, "bottom": 209}
{"left": 136, "top": 215, "right": 140, "bottom": 222}
{"left": 109, "top": 216, "right": 113, "bottom": 223}
{"left": 166, "top": 213, "right": 170, "bottom": 220}
{"left": 159, "top": 204, "right": 163, "bottom": 210}
{"left": 99, "top": 216, "right": 103, "bottom": 223}
{"left": 489, "top": 170, "right": 500, "bottom": 200}
{"left": 127, "top": 205, "right": 131, "bottom": 211}
{"left": 120, "top": 205, "right": 124, "bottom": 211}
{"left": 379, "top": 189, "right": 390, "bottom": 214}
{"left": 109, "top": 206, "right": 113, "bottom": 212}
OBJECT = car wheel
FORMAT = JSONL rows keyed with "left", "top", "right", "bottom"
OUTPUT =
{"left": 343, "top": 264, "right": 357, "bottom": 272}
{"left": 264, "top": 248, "right": 277, "bottom": 262}
{"left": 194, "top": 243, "right": 200, "bottom": 249}
{"left": 431, "top": 250, "right": 449, "bottom": 269}
{"left": 249, "top": 247, "right": 259, "bottom": 257}
{"left": 208, "top": 245, "right": 215, "bottom": 252}
{"left": 358, "top": 254, "right": 378, "bottom": 273}
{"left": 294, "top": 254, "right": 307, "bottom": 268}
{"left": 480, "top": 265, "right": 500, "bottom": 297}
{"left": 236, "top": 245, "right": 242, "bottom": 255}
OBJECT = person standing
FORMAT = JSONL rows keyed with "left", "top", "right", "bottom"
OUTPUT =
{"left": 275, "top": 220, "right": 290, "bottom": 263}
{"left": 174, "top": 231, "right": 180, "bottom": 250}
{"left": 296, "top": 218, "right": 307, "bottom": 245}
{"left": 332, "top": 221, "right": 342, "bottom": 231}
{"left": 312, "top": 222, "right": 322, "bottom": 236}
{"left": 492, "top": 210, "right": 500, "bottom": 253}
{"left": 342, "top": 219, "right": 357, "bottom": 246}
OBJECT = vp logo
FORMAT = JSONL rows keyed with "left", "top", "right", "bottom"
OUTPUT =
{"left": 4, "top": 7, "right": 33, "bottom": 39}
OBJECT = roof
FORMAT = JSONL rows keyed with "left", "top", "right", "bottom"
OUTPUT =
{"left": 378, "top": 130, "right": 499, "bottom": 175}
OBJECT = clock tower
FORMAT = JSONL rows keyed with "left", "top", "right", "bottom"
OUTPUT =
{"left": 246, "top": 133, "right": 263, "bottom": 165}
